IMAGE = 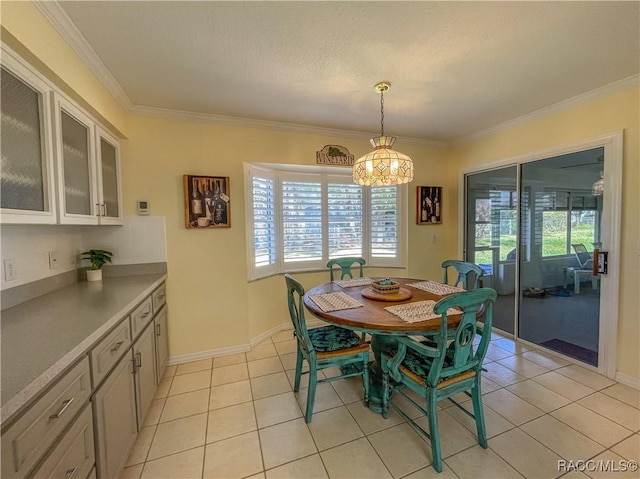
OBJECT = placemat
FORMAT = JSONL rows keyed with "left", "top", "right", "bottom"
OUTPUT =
{"left": 308, "top": 292, "right": 364, "bottom": 312}
{"left": 385, "top": 300, "right": 459, "bottom": 323}
{"left": 407, "top": 280, "right": 464, "bottom": 295}
{"left": 334, "top": 277, "right": 373, "bottom": 288}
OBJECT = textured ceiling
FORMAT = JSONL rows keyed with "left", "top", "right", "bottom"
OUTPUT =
{"left": 56, "top": 1, "right": 639, "bottom": 142}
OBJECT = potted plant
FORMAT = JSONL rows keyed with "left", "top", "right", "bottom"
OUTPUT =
{"left": 81, "top": 249, "right": 113, "bottom": 281}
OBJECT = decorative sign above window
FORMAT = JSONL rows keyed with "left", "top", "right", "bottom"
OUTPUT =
{"left": 316, "top": 145, "right": 355, "bottom": 166}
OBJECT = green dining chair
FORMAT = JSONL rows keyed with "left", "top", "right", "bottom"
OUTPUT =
{"left": 380, "top": 288, "right": 497, "bottom": 472}
{"left": 285, "top": 274, "right": 370, "bottom": 422}
{"left": 441, "top": 260, "right": 484, "bottom": 290}
{"left": 327, "top": 257, "right": 366, "bottom": 282}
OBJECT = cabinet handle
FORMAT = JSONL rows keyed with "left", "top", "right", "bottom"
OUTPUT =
{"left": 96, "top": 203, "right": 102, "bottom": 217}
{"left": 156, "top": 323, "right": 161, "bottom": 337}
{"left": 65, "top": 466, "right": 79, "bottom": 479}
{"left": 136, "top": 351, "right": 142, "bottom": 370}
{"left": 110, "top": 340, "right": 125, "bottom": 353}
{"left": 49, "top": 397, "right": 75, "bottom": 420}
{"left": 102, "top": 204, "right": 107, "bottom": 216}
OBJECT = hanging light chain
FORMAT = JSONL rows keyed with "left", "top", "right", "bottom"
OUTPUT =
{"left": 380, "top": 88, "right": 385, "bottom": 137}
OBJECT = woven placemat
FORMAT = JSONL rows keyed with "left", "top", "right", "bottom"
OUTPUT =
{"left": 385, "top": 300, "right": 459, "bottom": 323}
{"left": 334, "top": 277, "right": 373, "bottom": 288}
{"left": 308, "top": 292, "right": 364, "bottom": 312}
{"left": 407, "top": 280, "right": 464, "bottom": 295}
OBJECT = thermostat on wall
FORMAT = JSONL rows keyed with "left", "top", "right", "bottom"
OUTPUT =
{"left": 137, "top": 200, "right": 150, "bottom": 215}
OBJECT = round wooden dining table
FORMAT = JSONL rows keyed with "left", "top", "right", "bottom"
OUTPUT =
{"left": 303, "top": 277, "right": 463, "bottom": 412}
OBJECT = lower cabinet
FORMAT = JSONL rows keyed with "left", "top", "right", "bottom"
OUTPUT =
{"left": 154, "top": 306, "right": 169, "bottom": 381}
{"left": 92, "top": 354, "right": 137, "bottom": 479}
{"left": 28, "top": 405, "right": 95, "bottom": 479}
{"left": 133, "top": 321, "right": 157, "bottom": 429}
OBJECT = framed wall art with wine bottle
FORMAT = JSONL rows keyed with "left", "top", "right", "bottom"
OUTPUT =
{"left": 417, "top": 186, "right": 442, "bottom": 225}
{"left": 183, "top": 175, "right": 230, "bottom": 228}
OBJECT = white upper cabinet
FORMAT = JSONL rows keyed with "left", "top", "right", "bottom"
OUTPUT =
{"left": 0, "top": 50, "right": 57, "bottom": 224}
{"left": 1, "top": 44, "right": 123, "bottom": 226}
{"left": 53, "top": 94, "right": 123, "bottom": 225}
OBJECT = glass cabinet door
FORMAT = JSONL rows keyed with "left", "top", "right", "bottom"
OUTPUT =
{"left": 0, "top": 58, "right": 56, "bottom": 224}
{"left": 96, "top": 128, "right": 123, "bottom": 224}
{"left": 54, "top": 96, "right": 98, "bottom": 224}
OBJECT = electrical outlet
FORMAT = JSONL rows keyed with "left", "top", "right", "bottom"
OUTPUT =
{"left": 49, "top": 251, "right": 60, "bottom": 270}
{"left": 4, "top": 258, "right": 17, "bottom": 281}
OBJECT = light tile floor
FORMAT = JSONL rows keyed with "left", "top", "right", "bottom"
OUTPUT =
{"left": 121, "top": 330, "right": 640, "bottom": 479}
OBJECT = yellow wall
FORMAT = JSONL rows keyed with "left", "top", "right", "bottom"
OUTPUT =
{"left": 0, "top": 1, "right": 128, "bottom": 136}
{"left": 122, "top": 114, "right": 453, "bottom": 356}
{"left": 449, "top": 84, "right": 640, "bottom": 379}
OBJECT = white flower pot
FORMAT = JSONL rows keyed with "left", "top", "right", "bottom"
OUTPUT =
{"left": 86, "top": 269, "right": 103, "bottom": 282}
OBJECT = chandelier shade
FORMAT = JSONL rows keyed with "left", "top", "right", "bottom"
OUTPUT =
{"left": 353, "top": 82, "right": 414, "bottom": 186}
{"left": 353, "top": 136, "right": 414, "bottom": 186}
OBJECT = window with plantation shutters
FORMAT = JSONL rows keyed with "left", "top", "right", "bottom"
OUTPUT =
{"left": 246, "top": 165, "right": 404, "bottom": 279}
{"left": 370, "top": 186, "right": 397, "bottom": 258}
{"left": 282, "top": 178, "right": 322, "bottom": 263}
{"left": 252, "top": 174, "right": 276, "bottom": 268}
{"left": 328, "top": 181, "right": 363, "bottom": 258}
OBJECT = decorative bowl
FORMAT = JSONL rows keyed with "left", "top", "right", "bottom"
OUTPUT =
{"left": 372, "top": 280, "right": 400, "bottom": 294}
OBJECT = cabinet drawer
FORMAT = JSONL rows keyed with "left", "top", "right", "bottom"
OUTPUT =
{"left": 89, "top": 319, "right": 131, "bottom": 388}
{"left": 1, "top": 358, "right": 91, "bottom": 479}
{"left": 151, "top": 284, "right": 166, "bottom": 313}
{"left": 28, "top": 405, "right": 94, "bottom": 479}
{"left": 130, "top": 297, "right": 153, "bottom": 338}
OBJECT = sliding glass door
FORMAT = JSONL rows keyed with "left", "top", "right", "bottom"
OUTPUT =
{"left": 518, "top": 148, "right": 603, "bottom": 366}
{"left": 464, "top": 147, "right": 604, "bottom": 367}
{"left": 465, "top": 166, "right": 517, "bottom": 334}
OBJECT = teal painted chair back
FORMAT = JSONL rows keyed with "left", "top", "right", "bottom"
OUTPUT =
{"left": 285, "top": 274, "right": 314, "bottom": 356}
{"left": 441, "top": 260, "right": 484, "bottom": 290}
{"left": 381, "top": 288, "right": 497, "bottom": 472}
{"left": 327, "top": 257, "right": 366, "bottom": 281}
{"left": 284, "top": 274, "right": 370, "bottom": 422}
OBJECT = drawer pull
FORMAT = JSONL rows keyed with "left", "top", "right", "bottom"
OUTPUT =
{"left": 156, "top": 324, "right": 161, "bottom": 337}
{"left": 65, "top": 466, "right": 79, "bottom": 479}
{"left": 110, "top": 340, "right": 125, "bottom": 353}
{"left": 141, "top": 311, "right": 150, "bottom": 319}
{"left": 49, "top": 397, "right": 75, "bottom": 420}
{"left": 157, "top": 293, "right": 166, "bottom": 301}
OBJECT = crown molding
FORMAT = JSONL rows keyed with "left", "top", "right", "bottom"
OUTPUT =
{"left": 33, "top": 1, "right": 133, "bottom": 109}
{"left": 130, "top": 105, "right": 445, "bottom": 147}
{"left": 456, "top": 74, "right": 640, "bottom": 144}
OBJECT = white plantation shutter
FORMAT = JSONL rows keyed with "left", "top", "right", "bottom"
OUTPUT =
{"left": 371, "top": 186, "right": 398, "bottom": 258}
{"left": 252, "top": 175, "right": 276, "bottom": 268}
{"left": 328, "top": 180, "right": 363, "bottom": 258}
{"left": 246, "top": 166, "right": 403, "bottom": 279}
{"left": 282, "top": 177, "right": 322, "bottom": 263}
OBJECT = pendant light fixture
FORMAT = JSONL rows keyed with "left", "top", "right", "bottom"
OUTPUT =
{"left": 353, "top": 82, "right": 414, "bottom": 186}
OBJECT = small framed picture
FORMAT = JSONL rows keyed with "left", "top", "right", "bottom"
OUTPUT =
{"left": 183, "top": 175, "right": 230, "bottom": 228}
{"left": 417, "top": 186, "right": 442, "bottom": 224}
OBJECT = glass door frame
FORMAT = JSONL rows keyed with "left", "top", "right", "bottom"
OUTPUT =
{"left": 458, "top": 131, "right": 623, "bottom": 378}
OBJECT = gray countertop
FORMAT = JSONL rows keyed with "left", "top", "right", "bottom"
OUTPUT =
{"left": 1, "top": 273, "right": 166, "bottom": 424}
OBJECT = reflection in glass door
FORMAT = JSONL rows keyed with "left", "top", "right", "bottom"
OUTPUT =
{"left": 465, "top": 166, "right": 517, "bottom": 334}
{"left": 518, "top": 148, "right": 603, "bottom": 366}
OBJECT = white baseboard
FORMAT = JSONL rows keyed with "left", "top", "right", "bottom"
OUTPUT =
{"left": 167, "top": 322, "right": 294, "bottom": 365}
{"left": 615, "top": 372, "right": 640, "bottom": 390}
